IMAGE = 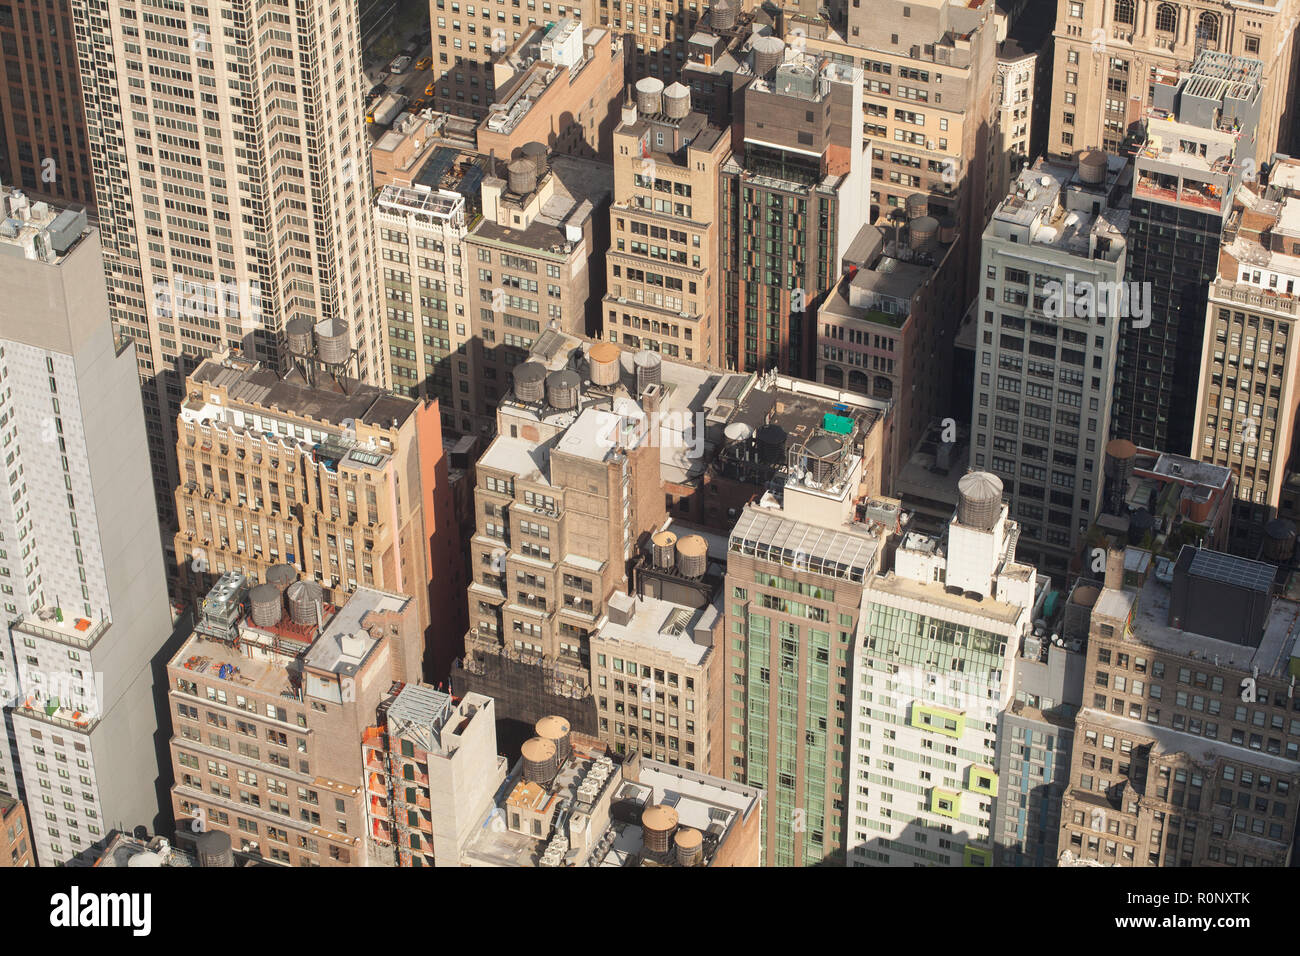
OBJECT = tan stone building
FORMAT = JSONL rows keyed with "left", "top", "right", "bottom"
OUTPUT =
{"left": 589, "top": 535, "right": 727, "bottom": 775}
{"left": 70, "top": 0, "right": 382, "bottom": 531}
{"left": 1058, "top": 547, "right": 1300, "bottom": 867}
{"left": 459, "top": 365, "right": 666, "bottom": 713}
{"left": 478, "top": 21, "right": 625, "bottom": 163}
{"left": 168, "top": 581, "right": 425, "bottom": 866}
{"left": 463, "top": 150, "right": 612, "bottom": 434}
{"left": 428, "top": 0, "right": 586, "bottom": 117}
{"left": 1047, "top": 0, "right": 1300, "bottom": 160}
{"left": 605, "top": 81, "right": 731, "bottom": 367}
{"left": 1193, "top": 156, "right": 1300, "bottom": 556}
{"left": 172, "top": 350, "right": 466, "bottom": 680}
{"left": 374, "top": 182, "right": 475, "bottom": 434}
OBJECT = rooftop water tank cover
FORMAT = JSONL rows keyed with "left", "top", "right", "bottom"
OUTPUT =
{"left": 822, "top": 412, "right": 854, "bottom": 435}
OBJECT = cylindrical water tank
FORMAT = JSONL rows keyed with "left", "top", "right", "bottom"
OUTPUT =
{"left": 662, "top": 82, "right": 691, "bottom": 119}
{"left": 587, "top": 342, "right": 621, "bottom": 386}
{"left": 634, "top": 349, "right": 662, "bottom": 395}
{"left": 1079, "top": 149, "right": 1108, "bottom": 185}
{"left": 521, "top": 736, "right": 558, "bottom": 783}
{"left": 1105, "top": 438, "right": 1137, "bottom": 479}
{"left": 512, "top": 361, "right": 548, "bottom": 403}
{"left": 804, "top": 434, "right": 843, "bottom": 483}
{"left": 522, "top": 141, "right": 548, "bottom": 179}
{"left": 635, "top": 76, "right": 665, "bottom": 115}
{"left": 676, "top": 534, "right": 708, "bottom": 579}
{"left": 641, "top": 804, "right": 678, "bottom": 853}
{"left": 938, "top": 216, "right": 957, "bottom": 243}
{"left": 674, "top": 826, "right": 703, "bottom": 866}
{"left": 711, "top": 0, "right": 737, "bottom": 30}
{"left": 756, "top": 423, "right": 786, "bottom": 465}
{"left": 535, "top": 715, "right": 572, "bottom": 764}
{"left": 287, "top": 580, "right": 324, "bottom": 625}
{"left": 545, "top": 369, "right": 580, "bottom": 409}
{"left": 313, "top": 318, "right": 350, "bottom": 366}
{"left": 956, "top": 472, "right": 1004, "bottom": 530}
{"left": 905, "top": 193, "right": 928, "bottom": 220}
{"left": 285, "top": 317, "right": 315, "bottom": 357}
{"left": 195, "top": 829, "right": 234, "bottom": 868}
{"left": 507, "top": 158, "right": 537, "bottom": 194}
{"left": 265, "top": 563, "right": 297, "bottom": 594}
{"left": 248, "top": 583, "right": 283, "bottom": 627}
{"left": 652, "top": 530, "right": 678, "bottom": 570}
{"left": 909, "top": 215, "right": 939, "bottom": 250}
{"left": 752, "top": 36, "right": 785, "bottom": 78}
{"left": 1264, "top": 519, "right": 1297, "bottom": 563}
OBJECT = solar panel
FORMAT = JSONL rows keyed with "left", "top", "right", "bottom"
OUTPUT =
{"left": 1188, "top": 549, "right": 1273, "bottom": 593}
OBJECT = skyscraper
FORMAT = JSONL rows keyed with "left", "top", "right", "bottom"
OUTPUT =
{"left": 0, "top": 187, "right": 175, "bottom": 866}
{"left": 69, "top": 0, "right": 381, "bottom": 531}
{"left": 847, "top": 473, "right": 1042, "bottom": 867}
{"left": 971, "top": 154, "right": 1130, "bottom": 577}
{"left": 1112, "top": 51, "right": 1261, "bottom": 455}
{"left": 1192, "top": 154, "right": 1300, "bottom": 556}
{"left": 0, "top": 0, "right": 94, "bottom": 205}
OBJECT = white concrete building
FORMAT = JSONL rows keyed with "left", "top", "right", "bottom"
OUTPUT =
{"left": 0, "top": 188, "right": 175, "bottom": 865}
{"left": 848, "top": 472, "right": 1046, "bottom": 867}
{"left": 970, "top": 155, "right": 1131, "bottom": 576}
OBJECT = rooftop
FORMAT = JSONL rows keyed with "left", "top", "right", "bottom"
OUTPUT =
{"left": 473, "top": 153, "right": 611, "bottom": 254}
{"left": 593, "top": 593, "right": 719, "bottom": 667}
{"left": 728, "top": 505, "right": 879, "bottom": 583}
{"left": 0, "top": 187, "right": 91, "bottom": 265}
{"left": 1119, "top": 573, "right": 1300, "bottom": 678}
{"left": 302, "top": 587, "right": 409, "bottom": 677}
{"left": 188, "top": 354, "right": 417, "bottom": 432}
{"left": 462, "top": 741, "right": 760, "bottom": 867}
{"left": 866, "top": 571, "right": 1029, "bottom": 627}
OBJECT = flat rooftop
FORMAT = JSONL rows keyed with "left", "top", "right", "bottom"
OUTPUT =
{"left": 1117, "top": 574, "right": 1300, "bottom": 678}
{"left": 594, "top": 593, "right": 719, "bottom": 667}
{"left": 478, "top": 434, "right": 553, "bottom": 484}
{"left": 189, "top": 356, "right": 416, "bottom": 431}
{"left": 0, "top": 188, "right": 91, "bottom": 265}
{"left": 866, "top": 572, "right": 1029, "bottom": 628}
{"left": 302, "top": 587, "right": 408, "bottom": 677}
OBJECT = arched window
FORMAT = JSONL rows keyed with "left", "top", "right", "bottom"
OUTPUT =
{"left": 1197, "top": 12, "right": 1220, "bottom": 44}
{"left": 1113, "top": 0, "right": 1135, "bottom": 26}
{"left": 1155, "top": 3, "right": 1178, "bottom": 33}
{"left": 872, "top": 376, "right": 893, "bottom": 400}
{"left": 848, "top": 369, "right": 869, "bottom": 394}
{"left": 823, "top": 365, "right": 844, "bottom": 388}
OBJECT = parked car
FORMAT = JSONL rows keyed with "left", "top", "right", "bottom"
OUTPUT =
{"left": 368, "top": 80, "right": 387, "bottom": 99}
{"left": 389, "top": 55, "right": 412, "bottom": 74}
{"left": 424, "top": 82, "right": 436, "bottom": 96}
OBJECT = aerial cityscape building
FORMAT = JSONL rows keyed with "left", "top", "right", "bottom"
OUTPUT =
{"left": 5, "top": 0, "right": 1300, "bottom": 878}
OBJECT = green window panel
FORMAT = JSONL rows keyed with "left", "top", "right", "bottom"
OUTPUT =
{"left": 963, "top": 845, "right": 992, "bottom": 867}
{"left": 910, "top": 702, "right": 965, "bottom": 738}
{"left": 967, "top": 767, "right": 998, "bottom": 797}
{"left": 929, "top": 788, "right": 961, "bottom": 819}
